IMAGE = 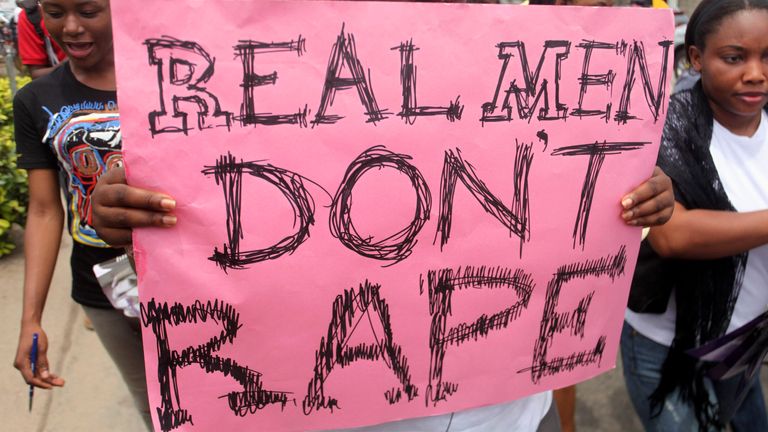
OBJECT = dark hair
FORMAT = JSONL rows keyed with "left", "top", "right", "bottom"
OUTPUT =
{"left": 528, "top": 0, "right": 558, "bottom": 4}
{"left": 685, "top": 0, "right": 768, "bottom": 60}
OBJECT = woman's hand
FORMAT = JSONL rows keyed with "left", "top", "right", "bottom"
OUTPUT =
{"left": 14, "top": 324, "right": 65, "bottom": 389}
{"left": 621, "top": 166, "right": 674, "bottom": 227}
{"left": 91, "top": 167, "right": 177, "bottom": 247}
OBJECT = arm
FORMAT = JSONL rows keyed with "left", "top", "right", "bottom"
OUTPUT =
{"left": 648, "top": 202, "right": 768, "bottom": 260}
{"left": 13, "top": 169, "right": 66, "bottom": 388}
{"left": 91, "top": 166, "right": 176, "bottom": 247}
{"left": 620, "top": 165, "right": 675, "bottom": 227}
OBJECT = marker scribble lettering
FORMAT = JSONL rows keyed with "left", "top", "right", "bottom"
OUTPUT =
{"left": 571, "top": 40, "right": 617, "bottom": 121}
{"left": 615, "top": 40, "right": 672, "bottom": 124}
{"left": 303, "top": 281, "right": 418, "bottom": 414}
{"left": 141, "top": 299, "right": 293, "bottom": 432}
{"left": 481, "top": 40, "right": 570, "bottom": 124}
{"left": 202, "top": 153, "right": 320, "bottom": 271}
{"left": 234, "top": 38, "right": 309, "bottom": 127}
{"left": 422, "top": 266, "right": 534, "bottom": 406}
{"left": 329, "top": 146, "right": 431, "bottom": 264}
{"left": 145, "top": 36, "right": 232, "bottom": 136}
{"left": 435, "top": 143, "right": 533, "bottom": 256}
{"left": 536, "top": 129, "right": 549, "bottom": 151}
{"left": 521, "top": 245, "right": 627, "bottom": 383}
{"left": 552, "top": 141, "right": 649, "bottom": 249}
{"left": 392, "top": 39, "right": 463, "bottom": 124}
{"left": 312, "top": 25, "right": 389, "bottom": 126}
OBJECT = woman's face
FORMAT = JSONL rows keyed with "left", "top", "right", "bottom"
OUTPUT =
{"left": 689, "top": 10, "right": 768, "bottom": 131}
{"left": 40, "top": 0, "right": 113, "bottom": 72}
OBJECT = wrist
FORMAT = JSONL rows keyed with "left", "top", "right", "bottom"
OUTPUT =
{"left": 21, "top": 314, "right": 42, "bottom": 327}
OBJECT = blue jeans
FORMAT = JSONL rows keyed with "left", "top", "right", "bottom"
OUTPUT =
{"left": 621, "top": 321, "right": 767, "bottom": 432}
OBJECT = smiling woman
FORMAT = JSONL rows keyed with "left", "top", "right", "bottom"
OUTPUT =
{"left": 12, "top": 0, "right": 151, "bottom": 429}
{"left": 39, "top": 0, "right": 114, "bottom": 89}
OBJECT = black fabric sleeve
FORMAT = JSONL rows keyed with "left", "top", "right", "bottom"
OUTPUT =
{"left": 14, "top": 89, "right": 58, "bottom": 170}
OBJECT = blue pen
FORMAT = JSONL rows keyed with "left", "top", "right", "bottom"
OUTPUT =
{"left": 29, "top": 333, "right": 38, "bottom": 412}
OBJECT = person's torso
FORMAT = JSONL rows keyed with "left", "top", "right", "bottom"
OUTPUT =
{"left": 31, "top": 64, "right": 122, "bottom": 247}
{"left": 709, "top": 111, "right": 768, "bottom": 331}
{"left": 626, "top": 112, "right": 768, "bottom": 345}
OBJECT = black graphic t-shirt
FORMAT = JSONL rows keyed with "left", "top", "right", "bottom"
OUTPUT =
{"left": 15, "top": 63, "right": 123, "bottom": 308}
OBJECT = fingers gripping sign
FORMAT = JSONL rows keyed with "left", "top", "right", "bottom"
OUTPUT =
{"left": 92, "top": 167, "right": 178, "bottom": 247}
{"left": 621, "top": 166, "right": 674, "bottom": 227}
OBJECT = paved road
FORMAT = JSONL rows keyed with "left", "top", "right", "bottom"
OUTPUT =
{"left": 2, "top": 232, "right": 145, "bottom": 432}
{"left": 2, "top": 230, "right": 765, "bottom": 431}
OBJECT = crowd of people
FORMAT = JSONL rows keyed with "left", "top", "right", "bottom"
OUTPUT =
{"left": 10, "top": 0, "right": 767, "bottom": 431}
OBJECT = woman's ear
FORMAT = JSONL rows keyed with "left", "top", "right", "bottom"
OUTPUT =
{"left": 688, "top": 45, "right": 703, "bottom": 73}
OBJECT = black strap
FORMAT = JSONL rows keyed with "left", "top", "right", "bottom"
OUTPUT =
{"left": 24, "top": 5, "right": 45, "bottom": 42}
{"left": 24, "top": 3, "right": 59, "bottom": 67}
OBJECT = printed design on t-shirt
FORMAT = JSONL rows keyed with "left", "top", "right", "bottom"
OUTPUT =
{"left": 45, "top": 100, "right": 118, "bottom": 136}
{"left": 44, "top": 107, "right": 122, "bottom": 247}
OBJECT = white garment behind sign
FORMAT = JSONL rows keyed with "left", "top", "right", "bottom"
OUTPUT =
{"left": 334, "top": 392, "right": 552, "bottom": 432}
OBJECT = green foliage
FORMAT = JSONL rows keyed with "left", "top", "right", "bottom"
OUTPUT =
{"left": 0, "top": 76, "right": 32, "bottom": 257}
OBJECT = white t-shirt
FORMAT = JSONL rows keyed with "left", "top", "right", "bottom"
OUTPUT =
{"left": 333, "top": 392, "right": 552, "bottom": 432}
{"left": 626, "top": 111, "right": 768, "bottom": 346}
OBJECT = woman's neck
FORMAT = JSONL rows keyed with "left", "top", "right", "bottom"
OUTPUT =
{"left": 70, "top": 59, "right": 117, "bottom": 92}
{"left": 710, "top": 100, "right": 763, "bottom": 137}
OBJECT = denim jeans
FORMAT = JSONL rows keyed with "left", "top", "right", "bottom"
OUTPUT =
{"left": 620, "top": 321, "right": 767, "bottom": 432}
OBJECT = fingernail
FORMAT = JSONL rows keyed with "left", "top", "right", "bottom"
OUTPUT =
{"left": 622, "top": 211, "right": 633, "bottom": 220}
{"left": 160, "top": 199, "right": 176, "bottom": 210}
{"left": 162, "top": 215, "right": 177, "bottom": 226}
{"left": 41, "top": 370, "right": 50, "bottom": 379}
{"left": 622, "top": 198, "right": 633, "bottom": 209}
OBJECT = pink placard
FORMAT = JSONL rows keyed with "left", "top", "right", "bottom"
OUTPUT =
{"left": 111, "top": 1, "right": 673, "bottom": 431}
